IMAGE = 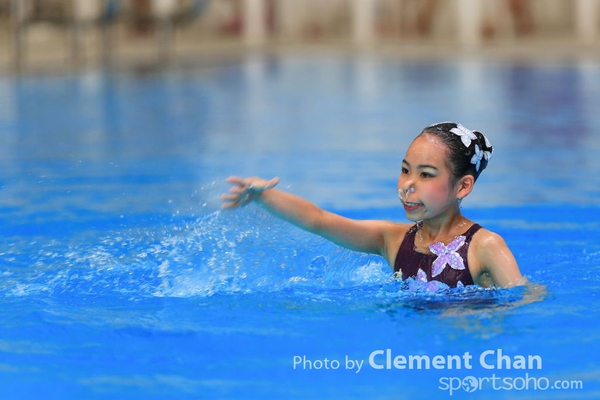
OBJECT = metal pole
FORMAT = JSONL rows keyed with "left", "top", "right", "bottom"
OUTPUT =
{"left": 71, "top": 0, "right": 83, "bottom": 67}
{"left": 352, "top": 0, "right": 376, "bottom": 46}
{"left": 456, "top": 0, "right": 482, "bottom": 48}
{"left": 153, "top": 0, "right": 177, "bottom": 64}
{"left": 243, "top": 0, "right": 266, "bottom": 45}
{"left": 576, "top": 0, "right": 598, "bottom": 45}
{"left": 11, "top": 0, "right": 27, "bottom": 69}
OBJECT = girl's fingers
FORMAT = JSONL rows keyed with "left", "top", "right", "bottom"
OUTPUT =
{"left": 226, "top": 176, "right": 248, "bottom": 186}
{"left": 228, "top": 186, "right": 246, "bottom": 194}
{"left": 220, "top": 193, "right": 239, "bottom": 201}
{"left": 266, "top": 177, "right": 280, "bottom": 188}
{"left": 222, "top": 176, "right": 277, "bottom": 210}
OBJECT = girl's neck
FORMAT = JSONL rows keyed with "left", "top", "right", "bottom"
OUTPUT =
{"left": 420, "top": 211, "right": 469, "bottom": 242}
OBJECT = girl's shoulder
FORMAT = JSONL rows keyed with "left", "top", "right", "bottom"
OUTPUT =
{"left": 469, "top": 225, "right": 523, "bottom": 287}
{"left": 377, "top": 221, "right": 414, "bottom": 245}
{"left": 382, "top": 222, "right": 416, "bottom": 265}
{"left": 471, "top": 226, "right": 509, "bottom": 252}
{"left": 384, "top": 221, "right": 416, "bottom": 240}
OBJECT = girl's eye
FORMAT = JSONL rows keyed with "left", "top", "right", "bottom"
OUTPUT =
{"left": 420, "top": 172, "right": 434, "bottom": 178}
{"left": 401, "top": 167, "right": 409, "bottom": 174}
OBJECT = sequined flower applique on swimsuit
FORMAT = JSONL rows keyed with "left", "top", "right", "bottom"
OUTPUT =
{"left": 429, "top": 236, "right": 467, "bottom": 277}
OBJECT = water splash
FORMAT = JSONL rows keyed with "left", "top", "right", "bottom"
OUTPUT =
{"left": 0, "top": 206, "right": 390, "bottom": 299}
{"left": 0, "top": 205, "right": 536, "bottom": 313}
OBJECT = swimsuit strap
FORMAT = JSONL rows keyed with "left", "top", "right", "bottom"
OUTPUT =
{"left": 394, "top": 223, "right": 420, "bottom": 273}
{"left": 462, "top": 223, "right": 482, "bottom": 241}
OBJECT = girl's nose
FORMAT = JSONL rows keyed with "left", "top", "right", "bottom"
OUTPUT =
{"left": 398, "top": 184, "right": 415, "bottom": 200}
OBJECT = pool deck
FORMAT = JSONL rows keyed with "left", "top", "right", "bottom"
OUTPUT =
{"left": 0, "top": 20, "right": 600, "bottom": 74}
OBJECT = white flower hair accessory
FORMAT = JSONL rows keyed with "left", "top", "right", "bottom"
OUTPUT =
{"left": 470, "top": 137, "right": 493, "bottom": 172}
{"left": 483, "top": 134, "right": 492, "bottom": 149}
{"left": 471, "top": 145, "right": 483, "bottom": 171}
{"left": 483, "top": 136, "right": 493, "bottom": 161}
{"left": 450, "top": 124, "right": 478, "bottom": 148}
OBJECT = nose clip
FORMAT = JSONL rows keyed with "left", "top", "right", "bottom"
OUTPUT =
{"left": 397, "top": 186, "right": 415, "bottom": 201}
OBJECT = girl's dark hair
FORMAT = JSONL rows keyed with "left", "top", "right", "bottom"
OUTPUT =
{"left": 421, "top": 122, "right": 493, "bottom": 183}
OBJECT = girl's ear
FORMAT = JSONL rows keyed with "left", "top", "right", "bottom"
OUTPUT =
{"left": 456, "top": 175, "right": 475, "bottom": 200}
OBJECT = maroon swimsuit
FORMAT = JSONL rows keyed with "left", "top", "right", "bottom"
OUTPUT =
{"left": 394, "top": 222, "right": 481, "bottom": 287}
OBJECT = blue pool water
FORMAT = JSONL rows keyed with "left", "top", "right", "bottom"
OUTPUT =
{"left": 1, "top": 54, "right": 600, "bottom": 399}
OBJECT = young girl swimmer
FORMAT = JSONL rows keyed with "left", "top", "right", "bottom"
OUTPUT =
{"left": 221, "top": 122, "right": 525, "bottom": 288}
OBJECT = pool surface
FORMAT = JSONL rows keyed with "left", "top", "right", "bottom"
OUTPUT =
{"left": 1, "top": 54, "right": 600, "bottom": 399}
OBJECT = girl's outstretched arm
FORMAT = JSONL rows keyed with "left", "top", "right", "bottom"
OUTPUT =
{"left": 221, "top": 176, "right": 399, "bottom": 259}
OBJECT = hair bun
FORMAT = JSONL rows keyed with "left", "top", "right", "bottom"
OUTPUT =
{"left": 421, "top": 122, "right": 493, "bottom": 181}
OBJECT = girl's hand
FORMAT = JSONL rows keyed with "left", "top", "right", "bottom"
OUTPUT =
{"left": 220, "top": 176, "right": 279, "bottom": 209}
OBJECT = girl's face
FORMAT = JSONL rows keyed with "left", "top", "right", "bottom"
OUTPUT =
{"left": 397, "top": 134, "right": 460, "bottom": 222}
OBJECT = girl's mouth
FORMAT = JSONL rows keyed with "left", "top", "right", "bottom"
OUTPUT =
{"left": 403, "top": 202, "right": 422, "bottom": 212}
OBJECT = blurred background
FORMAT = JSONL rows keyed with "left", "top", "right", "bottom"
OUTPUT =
{"left": 0, "top": 0, "right": 599, "bottom": 71}
{"left": 0, "top": 4, "right": 599, "bottom": 398}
